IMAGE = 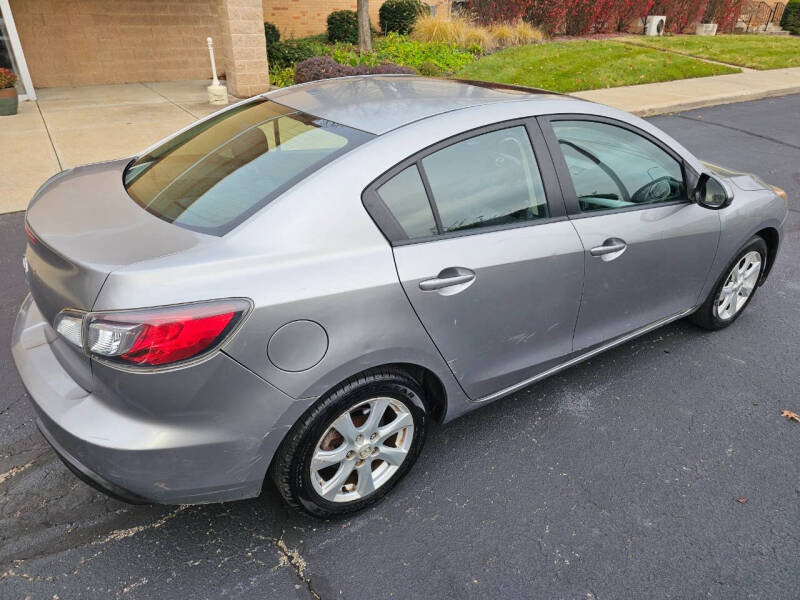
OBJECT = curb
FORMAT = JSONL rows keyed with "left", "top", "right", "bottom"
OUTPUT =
{"left": 571, "top": 85, "right": 800, "bottom": 117}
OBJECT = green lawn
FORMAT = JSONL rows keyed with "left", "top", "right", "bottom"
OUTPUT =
{"left": 623, "top": 34, "right": 800, "bottom": 70}
{"left": 455, "top": 40, "right": 739, "bottom": 93}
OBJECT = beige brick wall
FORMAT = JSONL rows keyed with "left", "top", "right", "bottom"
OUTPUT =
{"left": 11, "top": 0, "right": 225, "bottom": 87}
{"left": 264, "top": 0, "right": 450, "bottom": 38}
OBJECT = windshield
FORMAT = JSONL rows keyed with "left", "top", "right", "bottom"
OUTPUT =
{"left": 124, "top": 99, "right": 373, "bottom": 236}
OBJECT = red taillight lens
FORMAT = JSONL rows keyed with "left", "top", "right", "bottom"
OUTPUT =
{"left": 86, "top": 299, "right": 250, "bottom": 368}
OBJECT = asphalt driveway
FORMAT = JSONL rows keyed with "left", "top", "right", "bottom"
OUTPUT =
{"left": 2, "top": 95, "right": 799, "bottom": 600}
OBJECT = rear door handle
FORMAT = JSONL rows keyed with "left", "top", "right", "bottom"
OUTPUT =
{"left": 419, "top": 267, "right": 476, "bottom": 292}
{"left": 590, "top": 238, "right": 627, "bottom": 257}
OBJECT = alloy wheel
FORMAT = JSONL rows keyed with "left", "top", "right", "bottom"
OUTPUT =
{"left": 310, "top": 397, "right": 414, "bottom": 503}
{"left": 715, "top": 250, "right": 762, "bottom": 321}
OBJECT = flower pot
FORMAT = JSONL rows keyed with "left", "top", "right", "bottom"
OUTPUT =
{"left": 696, "top": 22, "right": 718, "bottom": 36}
{"left": 0, "top": 87, "right": 18, "bottom": 116}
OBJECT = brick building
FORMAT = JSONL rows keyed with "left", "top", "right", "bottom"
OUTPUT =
{"left": 1, "top": 0, "right": 447, "bottom": 99}
{"left": 264, "top": 0, "right": 450, "bottom": 38}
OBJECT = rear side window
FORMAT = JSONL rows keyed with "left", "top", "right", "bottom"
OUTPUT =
{"left": 124, "top": 99, "right": 373, "bottom": 236}
{"left": 421, "top": 126, "right": 548, "bottom": 232}
{"left": 376, "top": 166, "right": 437, "bottom": 240}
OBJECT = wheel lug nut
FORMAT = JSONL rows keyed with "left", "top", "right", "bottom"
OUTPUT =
{"left": 346, "top": 451, "right": 355, "bottom": 459}
{"left": 370, "top": 433, "right": 377, "bottom": 441}
{"left": 355, "top": 435, "right": 363, "bottom": 444}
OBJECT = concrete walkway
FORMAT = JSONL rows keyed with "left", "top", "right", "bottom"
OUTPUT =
{"left": 0, "top": 81, "right": 222, "bottom": 214}
{"left": 572, "top": 66, "right": 800, "bottom": 117}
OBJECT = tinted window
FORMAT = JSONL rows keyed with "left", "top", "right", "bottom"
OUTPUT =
{"left": 551, "top": 120, "right": 685, "bottom": 212}
{"left": 377, "top": 165, "right": 437, "bottom": 240}
{"left": 124, "top": 99, "right": 373, "bottom": 236}
{"left": 421, "top": 126, "right": 548, "bottom": 233}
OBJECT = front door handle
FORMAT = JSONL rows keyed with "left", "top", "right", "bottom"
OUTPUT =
{"left": 419, "top": 267, "right": 476, "bottom": 292}
{"left": 590, "top": 238, "right": 627, "bottom": 258}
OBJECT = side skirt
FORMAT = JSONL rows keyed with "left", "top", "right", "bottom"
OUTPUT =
{"left": 473, "top": 307, "right": 696, "bottom": 404}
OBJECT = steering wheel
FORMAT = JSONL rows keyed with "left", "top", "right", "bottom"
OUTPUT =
{"left": 631, "top": 176, "right": 678, "bottom": 204}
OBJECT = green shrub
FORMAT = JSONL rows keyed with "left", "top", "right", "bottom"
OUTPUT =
{"left": 268, "top": 36, "right": 327, "bottom": 69}
{"left": 782, "top": 0, "right": 800, "bottom": 34}
{"left": 326, "top": 43, "right": 377, "bottom": 67}
{"left": 269, "top": 66, "right": 296, "bottom": 88}
{"left": 264, "top": 22, "right": 280, "bottom": 47}
{"left": 417, "top": 60, "right": 442, "bottom": 76}
{"left": 379, "top": 0, "right": 429, "bottom": 34}
{"left": 374, "top": 32, "right": 476, "bottom": 74}
{"left": 327, "top": 10, "right": 359, "bottom": 44}
{"left": 322, "top": 33, "right": 476, "bottom": 74}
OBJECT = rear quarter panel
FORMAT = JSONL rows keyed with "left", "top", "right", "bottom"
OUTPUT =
{"left": 92, "top": 129, "right": 477, "bottom": 421}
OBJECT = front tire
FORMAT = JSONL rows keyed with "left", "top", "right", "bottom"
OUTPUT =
{"left": 270, "top": 369, "right": 427, "bottom": 518}
{"left": 689, "top": 236, "right": 767, "bottom": 331}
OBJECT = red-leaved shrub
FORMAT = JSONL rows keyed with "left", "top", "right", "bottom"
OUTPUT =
{"left": 294, "top": 56, "right": 414, "bottom": 84}
{"left": 524, "top": 0, "right": 568, "bottom": 34}
{"left": 653, "top": 0, "right": 709, "bottom": 32}
{"left": 703, "top": 0, "right": 745, "bottom": 31}
{"left": 614, "top": 0, "right": 655, "bottom": 32}
{"left": 591, "top": 0, "right": 620, "bottom": 33}
{"left": 466, "top": 0, "right": 533, "bottom": 24}
{"left": 565, "top": 0, "right": 597, "bottom": 34}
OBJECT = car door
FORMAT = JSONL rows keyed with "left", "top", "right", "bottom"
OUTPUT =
{"left": 362, "top": 120, "right": 585, "bottom": 400}
{"left": 539, "top": 116, "right": 721, "bottom": 352}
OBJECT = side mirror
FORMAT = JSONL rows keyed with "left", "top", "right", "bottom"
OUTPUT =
{"left": 693, "top": 173, "right": 733, "bottom": 210}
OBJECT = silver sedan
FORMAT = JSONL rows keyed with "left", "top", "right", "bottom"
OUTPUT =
{"left": 11, "top": 76, "right": 788, "bottom": 517}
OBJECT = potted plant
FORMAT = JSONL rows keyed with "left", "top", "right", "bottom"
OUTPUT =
{"left": 697, "top": 0, "right": 721, "bottom": 35}
{"left": 0, "top": 68, "right": 18, "bottom": 116}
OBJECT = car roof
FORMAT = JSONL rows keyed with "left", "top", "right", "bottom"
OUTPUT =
{"left": 266, "top": 75, "right": 575, "bottom": 135}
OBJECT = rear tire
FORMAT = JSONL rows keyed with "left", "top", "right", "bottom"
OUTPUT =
{"left": 689, "top": 236, "right": 767, "bottom": 331}
{"left": 270, "top": 368, "right": 427, "bottom": 518}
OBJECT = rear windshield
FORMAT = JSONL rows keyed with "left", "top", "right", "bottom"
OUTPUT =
{"left": 124, "top": 99, "right": 373, "bottom": 236}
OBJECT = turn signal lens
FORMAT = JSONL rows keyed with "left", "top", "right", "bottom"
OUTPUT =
{"left": 771, "top": 185, "right": 787, "bottom": 202}
{"left": 86, "top": 299, "right": 250, "bottom": 367}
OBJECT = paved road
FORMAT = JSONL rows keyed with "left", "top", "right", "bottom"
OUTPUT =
{"left": 2, "top": 95, "right": 799, "bottom": 600}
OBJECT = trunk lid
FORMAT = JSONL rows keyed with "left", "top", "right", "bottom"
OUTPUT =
{"left": 24, "top": 159, "right": 211, "bottom": 391}
{"left": 25, "top": 159, "right": 209, "bottom": 323}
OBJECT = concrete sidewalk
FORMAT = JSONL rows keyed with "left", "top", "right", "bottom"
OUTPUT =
{"left": 0, "top": 81, "right": 222, "bottom": 214}
{"left": 572, "top": 66, "right": 800, "bottom": 116}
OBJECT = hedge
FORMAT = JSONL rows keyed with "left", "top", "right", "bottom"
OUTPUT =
{"left": 327, "top": 10, "right": 359, "bottom": 44}
{"left": 379, "top": 0, "right": 429, "bottom": 34}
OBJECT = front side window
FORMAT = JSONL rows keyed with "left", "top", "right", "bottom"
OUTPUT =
{"left": 124, "top": 99, "right": 373, "bottom": 236}
{"left": 421, "top": 126, "right": 548, "bottom": 233}
{"left": 551, "top": 120, "right": 685, "bottom": 213}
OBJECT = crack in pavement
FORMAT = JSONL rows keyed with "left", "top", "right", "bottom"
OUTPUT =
{"left": 0, "top": 461, "right": 33, "bottom": 485}
{"left": 93, "top": 505, "right": 189, "bottom": 546}
{"left": 273, "top": 538, "right": 322, "bottom": 600}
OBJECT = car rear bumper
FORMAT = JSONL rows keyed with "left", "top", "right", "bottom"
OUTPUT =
{"left": 12, "top": 294, "right": 302, "bottom": 505}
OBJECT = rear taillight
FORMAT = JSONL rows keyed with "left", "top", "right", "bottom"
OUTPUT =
{"left": 53, "top": 299, "right": 251, "bottom": 369}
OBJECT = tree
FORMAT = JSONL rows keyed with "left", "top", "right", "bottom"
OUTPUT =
{"left": 358, "top": 0, "right": 372, "bottom": 53}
